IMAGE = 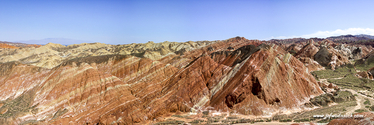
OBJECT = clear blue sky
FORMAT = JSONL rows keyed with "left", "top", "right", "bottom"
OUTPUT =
{"left": 1, "top": 0, "right": 374, "bottom": 44}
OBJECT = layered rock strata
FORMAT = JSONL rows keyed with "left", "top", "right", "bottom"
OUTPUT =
{"left": 0, "top": 37, "right": 325, "bottom": 124}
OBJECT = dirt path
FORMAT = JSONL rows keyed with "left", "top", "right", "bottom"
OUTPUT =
{"left": 343, "top": 89, "right": 374, "bottom": 114}
{"left": 319, "top": 77, "right": 344, "bottom": 83}
{"left": 318, "top": 77, "right": 371, "bottom": 115}
{"left": 344, "top": 89, "right": 364, "bottom": 115}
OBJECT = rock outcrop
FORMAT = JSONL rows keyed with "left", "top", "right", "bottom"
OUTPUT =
{"left": 355, "top": 67, "right": 374, "bottom": 79}
{"left": 355, "top": 51, "right": 374, "bottom": 67}
{"left": 314, "top": 47, "right": 331, "bottom": 67}
{"left": 286, "top": 44, "right": 304, "bottom": 54}
{"left": 312, "top": 46, "right": 350, "bottom": 70}
{"left": 282, "top": 39, "right": 373, "bottom": 70}
{"left": 298, "top": 57, "right": 325, "bottom": 72}
{"left": 295, "top": 40, "right": 319, "bottom": 58}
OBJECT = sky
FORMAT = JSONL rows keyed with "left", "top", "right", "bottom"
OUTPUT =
{"left": 1, "top": 0, "right": 374, "bottom": 44}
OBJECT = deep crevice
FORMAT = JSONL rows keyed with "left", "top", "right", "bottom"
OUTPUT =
{"left": 251, "top": 77, "right": 263, "bottom": 99}
{"left": 225, "top": 94, "right": 235, "bottom": 109}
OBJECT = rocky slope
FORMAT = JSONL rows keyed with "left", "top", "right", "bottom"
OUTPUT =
{"left": 285, "top": 39, "right": 373, "bottom": 71}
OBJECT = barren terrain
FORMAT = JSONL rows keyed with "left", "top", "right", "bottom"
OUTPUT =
{"left": 1, "top": 36, "right": 374, "bottom": 124}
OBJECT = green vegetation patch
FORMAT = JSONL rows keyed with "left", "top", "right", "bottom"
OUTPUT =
{"left": 364, "top": 99, "right": 371, "bottom": 105}
{"left": 189, "top": 119, "right": 205, "bottom": 124}
{"left": 226, "top": 116, "right": 238, "bottom": 119}
{"left": 328, "top": 74, "right": 374, "bottom": 91}
{"left": 370, "top": 105, "right": 374, "bottom": 111}
{"left": 171, "top": 115, "right": 185, "bottom": 118}
{"left": 317, "top": 118, "right": 335, "bottom": 123}
{"left": 272, "top": 114, "right": 291, "bottom": 121}
{"left": 310, "top": 93, "right": 334, "bottom": 106}
{"left": 0, "top": 90, "right": 37, "bottom": 118}
{"left": 237, "top": 119, "right": 253, "bottom": 123}
{"left": 294, "top": 118, "right": 311, "bottom": 122}
{"left": 19, "top": 120, "right": 39, "bottom": 125}
{"left": 333, "top": 90, "right": 355, "bottom": 103}
{"left": 0, "top": 88, "right": 39, "bottom": 124}
{"left": 354, "top": 109, "right": 368, "bottom": 113}
{"left": 312, "top": 66, "right": 356, "bottom": 79}
{"left": 355, "top": 59, "right": 374, "bottom": 71}
{"left": 221, "top": 118, "right": 256, "bottom": 124}
{"left": 335, "top": 91, "right": 354, "bottom": 98}
{"left": 255, "top": 119, "right": 264, "bottom": 122}
{"left": 156, "top": 120, "right": 185, "bottom": 125}
{"left": 279, "top": 119, "right": 292, "bottom": 122}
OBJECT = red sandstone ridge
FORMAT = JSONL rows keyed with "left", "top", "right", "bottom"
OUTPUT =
{"left": 209, "top": 45, "right": 323, "bottom": 115}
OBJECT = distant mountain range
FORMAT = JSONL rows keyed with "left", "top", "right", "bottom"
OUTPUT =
{"left": 269, "top": 34, "right": 374, "bottom": 44}
{"left": 326, "top": 34, "right": 374, "bottom": 41}
{"left": 7, "top": 34, "right": 374, "bottom": 46}
{"left": 353, "top": 34, "right": 374, "bottom": 39}
{"left": 13, "top": 38, "right": 94, "bottom": 45}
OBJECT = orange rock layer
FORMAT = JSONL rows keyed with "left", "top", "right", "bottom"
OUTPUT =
{"left": 0, "top": 43, "right": 18, "bottom": 49}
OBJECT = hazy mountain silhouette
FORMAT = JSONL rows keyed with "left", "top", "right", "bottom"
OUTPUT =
{"left": 13, "top": 38, "right": 94, "bottom": 45}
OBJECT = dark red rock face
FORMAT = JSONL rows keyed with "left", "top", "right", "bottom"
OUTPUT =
{"left": 209, "top": 45, "right": 323, "bottom": 115}
{"left": 0, "top": 38, "right": 324, "bottom": 124}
